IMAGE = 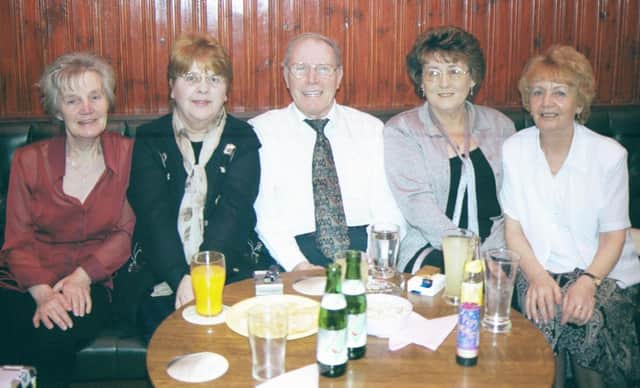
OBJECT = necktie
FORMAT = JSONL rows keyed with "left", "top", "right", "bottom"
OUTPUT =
{"left": 305, "top": 118, "right": 350, "bottom": 260}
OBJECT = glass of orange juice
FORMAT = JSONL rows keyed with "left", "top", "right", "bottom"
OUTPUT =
{"left": 190, "top": 251, "right": 226, "bottom": 316}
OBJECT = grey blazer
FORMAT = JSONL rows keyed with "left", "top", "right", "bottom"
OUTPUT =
{"left": 383, "top": 101, "right": 516, "bottom": 271}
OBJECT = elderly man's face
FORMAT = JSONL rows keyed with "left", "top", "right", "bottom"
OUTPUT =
{"left": 284, "top": 38, "right": 343, "bottom": 119}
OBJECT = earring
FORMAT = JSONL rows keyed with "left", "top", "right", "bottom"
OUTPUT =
{"left": 420, "top": 85, "right": 425, "bottom": 98}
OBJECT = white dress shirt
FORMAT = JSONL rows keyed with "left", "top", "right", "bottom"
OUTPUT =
{"left": 250, "top": 102, "right": 404, "bottom": 271}
{"left": 500, "top": 122, "right": 640, "bottom": 288}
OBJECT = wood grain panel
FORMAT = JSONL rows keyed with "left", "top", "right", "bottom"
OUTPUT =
{"left": 614, "top": 0, "right": 640, "bottom": 104}
{"left": 1, "top": 0, "right": 638, "bottom": 119}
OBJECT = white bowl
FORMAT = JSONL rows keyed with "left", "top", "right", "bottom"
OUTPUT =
{"left": 366, "top": 293, "right": 413, "bottom": 338}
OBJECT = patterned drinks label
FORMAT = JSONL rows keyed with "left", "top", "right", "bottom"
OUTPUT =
{"left": 456, "top": 303, "right": 480, "bottom": 358}
{"left": 316, "top": 328, "right": 348, "bottom": 365}
{"left": 346, "top": 313, "right": 367, "bottom": 348}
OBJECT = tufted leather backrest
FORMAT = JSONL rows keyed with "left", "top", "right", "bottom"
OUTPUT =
{"left": 0, "top": 106, "right": 639, "bottom": 251}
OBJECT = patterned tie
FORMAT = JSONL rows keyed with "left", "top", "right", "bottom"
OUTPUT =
{"left": 305, "top": 118, "right": 350, "bottom": 260}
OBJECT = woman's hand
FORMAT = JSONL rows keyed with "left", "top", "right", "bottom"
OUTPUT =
{"left": 28, "top": 284, "right": 73, "bottom": 330}
{"left": 525, "top": 271, "right": 562, "bottom": 324}
{"left": 560, "top": 276, "right": 596, "bottom": 326}
{"left": 53, "top": 267, "right": 92, "bottom": 317}
{"left": 175, "top": 275, "right": 194, "bottom": 309}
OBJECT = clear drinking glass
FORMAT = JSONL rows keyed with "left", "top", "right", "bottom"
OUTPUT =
{"left": 190, "top": 251, "right": 226, "bottom": 316}
{"left": 366, "top": 223, "right": 400, "bottom": 294}
{"left": 248, "top": 303, "right": 288, "bottom": 381}
{"left": 442, "top": 228, "right": 477, "bottom": 305}
{"left": 482, "top": 248, "right": 520, "bottom": 333}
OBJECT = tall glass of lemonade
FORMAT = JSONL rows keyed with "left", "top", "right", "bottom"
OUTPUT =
{"left": 190, "top": 251, "right": 226, "bottom": 316}
{"left": 442, "top": 229, "right": 477, "bottom": 305}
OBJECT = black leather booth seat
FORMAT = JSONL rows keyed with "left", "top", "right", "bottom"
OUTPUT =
{"left": 0, "top": 105, "right": 639, "bottom": 382}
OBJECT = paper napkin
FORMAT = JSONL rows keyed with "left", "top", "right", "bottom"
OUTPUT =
{"left": 257, "top": 364, "right": 319, "bottom": 388}
{"left": 388, "top": 312, "right": 458, "bottom": 351}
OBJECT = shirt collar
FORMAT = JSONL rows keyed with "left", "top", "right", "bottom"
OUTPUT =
{"left": 534, "top": 122, "right": 589, "bottom": 174}
{"left": 418, "top": 100, "right": 489, "bottom": 137}
{"left": 49, "top": 132, "right": 118, "bottom": 179}
{"left": 563, "top": 122, "right": 589, "bottom": 174}
{"left": 290, "top": 101, "right": 338, "bottom": 127}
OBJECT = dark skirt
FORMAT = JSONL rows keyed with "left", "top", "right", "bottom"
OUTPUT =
{"left": 515, "top": 268, "right": 640, "bottom": 386}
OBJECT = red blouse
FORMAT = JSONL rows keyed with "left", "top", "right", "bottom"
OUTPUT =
{"left": 1, "top": 131, "right": 135, "bottom": 291}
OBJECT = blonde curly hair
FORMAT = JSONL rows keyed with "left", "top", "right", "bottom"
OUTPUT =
{"left": 518, "top": 45, "right": 596, "bottom": 124}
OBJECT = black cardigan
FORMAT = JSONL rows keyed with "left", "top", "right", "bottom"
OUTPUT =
{"left": 128, "top": 113, "right": 261, "bottom": 291}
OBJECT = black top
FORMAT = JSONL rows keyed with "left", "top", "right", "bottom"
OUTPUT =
{"left": 191, "top": 141, "right": 203, "bottom": 161}
{"left": 128, "top": 113, "right": 261, "bottom": 290}
{"left": 445, "top": 148, "right": 501, "bottom": 241}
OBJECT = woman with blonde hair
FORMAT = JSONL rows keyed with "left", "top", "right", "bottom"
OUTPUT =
{"left": 502, "top": 45, "right": 640, "bottom": 387}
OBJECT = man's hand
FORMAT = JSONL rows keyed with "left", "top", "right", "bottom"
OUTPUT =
{"left": 175, "top": 275, "right": 194, "bottom": 309}
{"left": 292, "top": 261, "right": 324, "bottom": 272}
{"left": 53, "top": 267, "right": 92, "bottom": 317}
{"left": 29, "top": 284, "right": 73, "bottom": 330}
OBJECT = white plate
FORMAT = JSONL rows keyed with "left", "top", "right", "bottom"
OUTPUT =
{"left": 167, "top": 352, "right": 229, "bottom": 383}
{"left": 366, "top": 293, "right": 413, "bottom": 338}
{"left": 225, "top": 294, "right": 319, "bottom": 340}
{"left": 292, "top": 276, "right": 326, "bottom": 296}
{"left": 182, "top": 305, "right": 228, "bottom": 325}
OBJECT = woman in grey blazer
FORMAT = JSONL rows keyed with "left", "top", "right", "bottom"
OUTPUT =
{"left": 384, "top": 26, "right": 515, "bottom": 273}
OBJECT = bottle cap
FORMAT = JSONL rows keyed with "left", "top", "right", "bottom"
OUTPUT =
{"left": 465, "top": 260, "right": 483, "bottom": 273}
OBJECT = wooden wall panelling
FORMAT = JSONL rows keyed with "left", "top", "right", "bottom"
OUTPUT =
{"left": 0, "top": 0, "right": 22, "bottom": 115}
{"left": 1, "top": 0, "right": 639, "bottom": 119}
{"left": 467, "top": 0, "right": 493, "bottom": 105}
{"left": 614, "top": 0, "right": 640, "bottom": 104}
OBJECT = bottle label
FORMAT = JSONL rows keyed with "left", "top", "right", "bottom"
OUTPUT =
{"left": 461, "top": 281, "right": 483, "bottom": 305}
{"left": 321, "top": 293, "right": 347, "bottom": 310}
{"left": 347, "top": 313, "right": 367, "bottom": 348}
{"left": 316, "top": 328, "right": 348, "bottom": 366}
{"left": 342, "top": 279, "right": 365, "bottom": 295}
{"left": 456, "top": 303, "right": 480, "bottom": 359}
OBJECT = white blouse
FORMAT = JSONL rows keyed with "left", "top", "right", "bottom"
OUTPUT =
{"left": 500, "top": 122, "right": 640, "bottom": 288}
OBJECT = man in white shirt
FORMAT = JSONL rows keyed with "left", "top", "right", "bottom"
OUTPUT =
{"left": 250, "top": 33, "right": 402, "bottom": 271}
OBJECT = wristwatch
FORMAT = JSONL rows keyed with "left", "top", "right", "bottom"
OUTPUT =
{"left": 580, "top": 271, "right": 602, "bottom": 287}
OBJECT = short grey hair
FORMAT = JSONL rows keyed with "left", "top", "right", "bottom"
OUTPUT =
{"left": 38, "top": 52, "right": 115, "bottom": 118}
{"left": 282, "top": 32, "right": 342, "bottom": 67}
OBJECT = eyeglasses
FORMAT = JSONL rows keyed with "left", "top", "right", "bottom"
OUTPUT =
{"left": 423, "top": 67, "right": 469, "bottom": 83}
{"left": 287, "top": 63, "right": 339, "bottom": 79}
{"left": 180, "top": 72, "right": 225, "bottom": 87}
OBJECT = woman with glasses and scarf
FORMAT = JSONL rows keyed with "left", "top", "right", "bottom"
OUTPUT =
{"left": 384, "top": 26, "right": 515, "bottom": 274}
{"left": 126, "top": 32, "right": 260, "bottom": 342}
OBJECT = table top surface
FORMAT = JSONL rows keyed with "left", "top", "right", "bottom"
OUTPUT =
{"left": 147, "top": 270, "right": 555, "bottom": 387}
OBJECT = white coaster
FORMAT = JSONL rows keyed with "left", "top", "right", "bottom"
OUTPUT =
{"left": 167, "top": 352, "right": 229, "bottom": 383}
{"left": 292, "top": 276, "right": 326, "bottom": 296}
{"left": 182, "top": 305, "right": 228, "bottom": 325}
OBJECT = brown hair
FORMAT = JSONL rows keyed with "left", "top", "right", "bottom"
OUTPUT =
{"left": 168, "top": 32, "right": 232, "bottom": 86}
{"left": 38, "top": 52, "right": 115, "bottom": 118}
{"left": 518, "top": 45, "right": 595, "bottom": 124}
{"left": 406, "top": 25, "right": 485, "bottom": 99}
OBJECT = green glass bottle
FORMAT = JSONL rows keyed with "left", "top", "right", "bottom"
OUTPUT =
{"left": 316, "top": 263, "right": 348, "bottom": 377}
{"left": 343, "top": 250, "right": 367, "bottom": 360}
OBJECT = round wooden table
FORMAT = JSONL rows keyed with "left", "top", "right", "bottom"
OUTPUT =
{"left": 147, "top": 270, "right": 554, "bottom": 387}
